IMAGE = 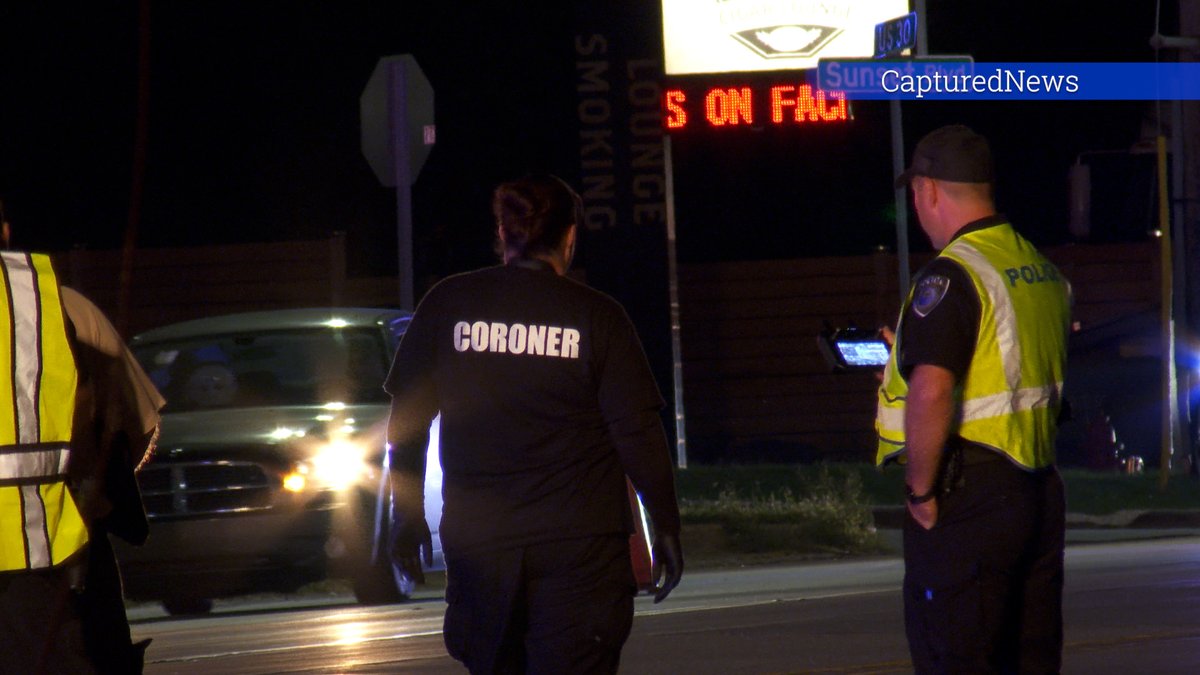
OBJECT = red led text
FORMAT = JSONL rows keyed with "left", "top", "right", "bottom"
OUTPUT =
{"left": 664, "top": 84, "right": 849, "bottom": 130}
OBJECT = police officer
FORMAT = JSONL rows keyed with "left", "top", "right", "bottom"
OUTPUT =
{"left": 877, "top": 126, "right": 1071, "bottom": 673}
{"left": 385, "top": 174, "right": 683, "bottom": 674}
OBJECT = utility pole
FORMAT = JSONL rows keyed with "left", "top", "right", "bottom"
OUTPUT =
{"left": 117, "top": 0, "right": 151, "bottom": 337}
{"left": 1149, "top": 2, "right": 1199, "bottom": 485}
{"left": 1180, "top": 0, "right": 1200, "bottom": 479}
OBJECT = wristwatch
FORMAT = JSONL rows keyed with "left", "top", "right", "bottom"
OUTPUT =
{"left": 906, "top": 484, "right": 937, "bottom": 505}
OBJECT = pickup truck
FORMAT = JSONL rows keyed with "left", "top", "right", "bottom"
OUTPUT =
{"left": 114, "top": 308, "right": 443, "bottom": 614}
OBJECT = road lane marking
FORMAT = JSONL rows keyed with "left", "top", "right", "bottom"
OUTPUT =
{"left": 146, "top": 630, "right": 445, "bottom": 665}
{"left": 634, "top": 587, "right": 898, "bottom": 618}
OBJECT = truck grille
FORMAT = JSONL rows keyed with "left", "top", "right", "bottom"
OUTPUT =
{"left": 139, "top": 460, "right": 275, "bottom": 518}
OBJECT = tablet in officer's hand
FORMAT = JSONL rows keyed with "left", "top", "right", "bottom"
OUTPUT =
{"left": 818, "top": 327, "right": 890, "bottom": 372}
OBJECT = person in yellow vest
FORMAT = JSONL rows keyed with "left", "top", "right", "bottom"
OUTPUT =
{"left": 878, "top": 126, "right": 1071, "bottom": 674}
{"left": 0, "top": 201, "right": 165, "bottom": 674}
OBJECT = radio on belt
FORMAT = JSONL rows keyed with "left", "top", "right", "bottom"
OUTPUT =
{"left": 818, "top": 326, "right": 890, "bottom": 372}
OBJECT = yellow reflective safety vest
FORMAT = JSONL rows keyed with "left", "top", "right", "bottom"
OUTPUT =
{"left": 0, "top": 252, "right": 87, "bottom": 572}
{"left": 875, "top": 223, "right": 1071, "bottom": 470}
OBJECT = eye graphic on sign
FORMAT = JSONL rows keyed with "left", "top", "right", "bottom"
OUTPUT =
{"left": 732, "top": 25, "right": 844, "bottom": 59}
{"left": 661, "top": 0, "right": 911, "bottom": 75}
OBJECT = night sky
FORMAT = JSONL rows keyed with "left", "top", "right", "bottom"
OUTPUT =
{"left": 0, "top": 1, "right": 1178, "bottom": 284}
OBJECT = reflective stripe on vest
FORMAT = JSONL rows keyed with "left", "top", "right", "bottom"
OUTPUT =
{"left": 0, "top": 443, "right": 71, "bottom": 482}
{"left": 948, "top": 242, "right": 1022, "bottom": 391}
{"left": 0, "top": 252, "right": 86, "bottom": 572}
{"left": 875, "top": 224, "right": 1070, "bottom": 470}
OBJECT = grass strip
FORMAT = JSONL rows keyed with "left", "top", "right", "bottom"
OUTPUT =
{"left": 676, "top": 463, "right": 1200, "bottom": 515}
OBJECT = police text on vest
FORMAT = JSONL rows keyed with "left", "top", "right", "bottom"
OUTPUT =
{"left": 1003, "top": 263, "right": 1059, "bottom": 287}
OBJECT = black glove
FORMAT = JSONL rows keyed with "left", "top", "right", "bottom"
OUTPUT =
{"left": 389, "top": 512, "right": 433, "bottom": 584}
{"left": 651, "top": 532, "right": 683, "bottom": 603}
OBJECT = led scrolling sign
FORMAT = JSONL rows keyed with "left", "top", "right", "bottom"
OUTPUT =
{"left": 663, "top": 82, "right": 850, "bottom": 131}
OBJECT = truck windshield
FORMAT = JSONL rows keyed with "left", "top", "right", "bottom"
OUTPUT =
{"left": 132, "top": 327, "right": 391, "bottom": 412}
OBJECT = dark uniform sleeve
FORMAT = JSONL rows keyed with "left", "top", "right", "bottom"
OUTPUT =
{"left": 595, "top": 303, "right": 681, "bottom": 536}
{"left": 384, "top": 298, "right": 441, "bottom": 512}
{"left": 897, "top": 258, "right": 981, "bottom": 382}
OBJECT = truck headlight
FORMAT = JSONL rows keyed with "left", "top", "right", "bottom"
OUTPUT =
{"left": 308, "top": 438, "right": 369, "bottom": 491}
{"left": 282, "top": 469, "right": 308, "bottom": 493}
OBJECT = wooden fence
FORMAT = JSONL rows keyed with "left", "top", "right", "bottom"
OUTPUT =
{"left": 677, "top": 241, "right": 1161, "bottom": 463}
{"left": 50, "top": 234, "right": 397, "bottom": 336}
{"left": 49, "top": 235, "right": 1161, "bottom": 463}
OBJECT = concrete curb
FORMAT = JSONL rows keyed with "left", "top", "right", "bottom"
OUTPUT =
{"left": 872, "top": 506, "right": 1200, "bottom": 529}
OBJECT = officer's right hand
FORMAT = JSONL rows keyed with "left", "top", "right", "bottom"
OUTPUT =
{"left": 651, "top": 533, "right": 684, "bottom": 603}
{"left": 908, "top": 498, "right": 938, "bottom": 530}
{"left": 389, "top": 516, "right": 433, "bottom": 584}
{"left": 875, "top": 326, "right": 895, "bottom": 384}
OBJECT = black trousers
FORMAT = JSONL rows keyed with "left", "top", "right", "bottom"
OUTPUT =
{"left": 0, "top": 533, "right": 146, "bottom": 675}
{"left": 903, "top": 458, "right": 1065, "bottom": 675}
{"left": 443, "top": 534, "right": 636, "bottom": 675}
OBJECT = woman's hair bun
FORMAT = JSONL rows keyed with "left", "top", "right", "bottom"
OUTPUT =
{"left": 493, "top": 175, "right": 580, "bottom": 257}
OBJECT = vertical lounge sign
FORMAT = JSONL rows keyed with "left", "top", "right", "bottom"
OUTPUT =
{"left": 573, "top": 5, "right": 668, "bottom": 236}
{"left": 573, "top": 0, "right": 673, "bottom": 427}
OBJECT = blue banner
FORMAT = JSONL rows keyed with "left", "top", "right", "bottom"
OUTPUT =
{"left": 815, "top": 62, "right": 1200, "bottom": 100}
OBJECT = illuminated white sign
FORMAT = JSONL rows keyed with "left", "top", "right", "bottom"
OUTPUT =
{"left": 662, "top": 0, "right": 911, "bottom": 75}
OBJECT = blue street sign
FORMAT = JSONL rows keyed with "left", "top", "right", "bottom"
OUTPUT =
{"left": 874, "top": 12, "right": 917, "bottom": 58}
{"left": 817, "top": 56, "right": 975, "bottom": 95}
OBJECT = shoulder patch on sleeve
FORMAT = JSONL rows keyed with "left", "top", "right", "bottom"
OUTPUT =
{"left": 912, "top": 274, "right": 951, "bottom": 317}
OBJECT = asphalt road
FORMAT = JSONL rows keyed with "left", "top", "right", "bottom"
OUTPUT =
{"left": 133, "top": 535, "right": 1200, "bottom": 674}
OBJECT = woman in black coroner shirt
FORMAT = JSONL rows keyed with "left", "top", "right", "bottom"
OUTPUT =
{"left": 384, "top": 174, "right": 684, "bottom": 674}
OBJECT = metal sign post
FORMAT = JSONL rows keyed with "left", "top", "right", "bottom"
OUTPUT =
{"left": 874, "top": 8, "right": 918, "bottom": 305}
{"left": 890, "top": 100, "right": 910, "bottom": 305}
{"left": 664, "top": 134, "right": 687, "bottom": 469}
{"left": 360, "top": 55, "right": 435, "bottom": 310}
{"left": 882, "top": 1, "right": 929, "bottom": 304}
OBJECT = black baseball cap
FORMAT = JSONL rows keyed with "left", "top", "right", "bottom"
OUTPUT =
{"left": 894, "top": 124, "right": 995, "bottom": 189}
